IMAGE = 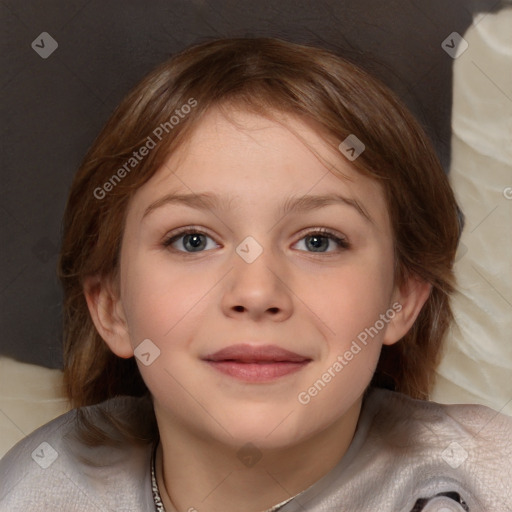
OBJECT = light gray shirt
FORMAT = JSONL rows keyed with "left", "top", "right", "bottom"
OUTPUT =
{"left": 1, "top": 387, "right": 511, "bottom": 511}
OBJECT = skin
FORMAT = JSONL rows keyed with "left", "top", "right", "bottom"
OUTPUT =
{"left": 85, "top": 106, "right": 430, "bottom": 512}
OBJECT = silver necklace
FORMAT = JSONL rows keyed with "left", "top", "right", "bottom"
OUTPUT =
{"left": 151, "top": 441, "right": 166, "bottom": 512}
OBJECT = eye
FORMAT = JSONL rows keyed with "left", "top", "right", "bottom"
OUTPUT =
{"left": 162, "top": 226, "right": 350, "bottom": 255}
{"left": 162, "top": 227, "right": 219, "bottom": 253}
{"left": 293, "top": 228, "right": 350, "bottom": 253}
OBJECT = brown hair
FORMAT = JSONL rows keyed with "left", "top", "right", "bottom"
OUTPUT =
{"left": 58, "top": 37, "right": 461, "bottom": 441}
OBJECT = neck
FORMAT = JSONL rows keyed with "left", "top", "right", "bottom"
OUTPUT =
{"left": 155, "top": 399, "right": 362, "bottom": 512}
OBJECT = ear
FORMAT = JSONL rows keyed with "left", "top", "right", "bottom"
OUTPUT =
{"left": 382, "top": 273, "right": 432, "bottom": 346}
{"left": 83, "top": 274, "right": 134, "bottom": 359}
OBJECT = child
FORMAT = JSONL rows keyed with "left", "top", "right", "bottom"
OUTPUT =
{"left": 1, "top": 37, "right": 510, "bottom": 512}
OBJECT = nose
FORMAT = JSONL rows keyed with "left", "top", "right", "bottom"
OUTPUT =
{"left": 220, "top": 239, "right": 293, "bottom": 322}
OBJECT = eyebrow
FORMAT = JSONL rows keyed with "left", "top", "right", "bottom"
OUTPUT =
{"left": 142, "top": 192, "right": 373, "bottom": 224}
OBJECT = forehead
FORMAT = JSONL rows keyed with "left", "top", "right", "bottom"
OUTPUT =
{"left": 128, "top": 107, "right": 390, "bottom": 229}
{"left": 157, "top": 106, "right": 355, "bottom": 186}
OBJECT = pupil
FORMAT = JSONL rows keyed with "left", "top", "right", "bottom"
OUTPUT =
{"left": 307, "top": 235, "right": 327, "bottom": 252}
{"left": 185, "top": 234, "right": 205, "bottom": 251}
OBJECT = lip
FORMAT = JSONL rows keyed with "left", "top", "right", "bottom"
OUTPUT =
{"left": 203, "top": 344, "right": 310, "bottom": 363}
{"left": 202, "top": 344, "right": 311, "bottom": 383}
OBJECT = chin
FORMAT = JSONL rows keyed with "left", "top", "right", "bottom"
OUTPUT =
{"left": 222, "top": 426, "right": 306, "bottom": 453}
{"left": 208, "top": 406, "right": 312, "bottom": 451}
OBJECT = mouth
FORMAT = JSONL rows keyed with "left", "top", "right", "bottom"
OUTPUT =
{"left": 202, "top": 344, "right": 312, "bottom": 383}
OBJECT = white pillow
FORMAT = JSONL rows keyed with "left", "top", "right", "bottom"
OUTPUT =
{"left": 431, "top": 7, "right": 512, "bottom": 416}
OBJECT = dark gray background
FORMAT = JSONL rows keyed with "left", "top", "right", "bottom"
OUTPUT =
{"left": 0, "top": 0, "right": 501, "bottom": 369}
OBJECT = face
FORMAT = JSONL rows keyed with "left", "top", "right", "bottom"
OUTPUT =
{"left": 97, "top": 106, "right": 414, "bottom": 449}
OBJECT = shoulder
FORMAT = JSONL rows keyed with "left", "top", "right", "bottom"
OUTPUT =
{"left": 367, "top": 387, "right": 512, "bottom": 451}
{"left": 358, "top": 387, "right": 512, "bottom": 510}
{"left": 0, "top": 396, "right": 155, "bottom": 511}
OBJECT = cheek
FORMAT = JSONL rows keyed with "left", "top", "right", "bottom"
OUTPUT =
{"left": 302, "top": 253, "right": 395, "bottom": 411}
{"left": 310, "top": 256, "right": 394, "bottom": 342}
{"left": 120, "top": 264, "right": 210, "bottom": 397}
{"left": 121, "top": 252, "right": 219, "bottom": 347}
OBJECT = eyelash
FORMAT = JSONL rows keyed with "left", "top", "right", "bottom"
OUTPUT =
{"left": 161, "top": 226, "right": 350, "bottom": 254}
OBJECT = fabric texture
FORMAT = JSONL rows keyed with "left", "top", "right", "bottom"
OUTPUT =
{"left": 430, "top": 7, "right": 512, "bottom": 415}
{"left": 0, "top": 357, "right": 69, "bottom": 459}
{"left": 1, "top": 387, "right": 510, "bottom": 512}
